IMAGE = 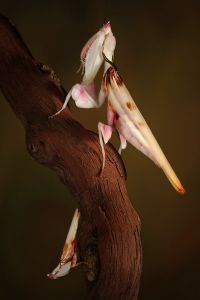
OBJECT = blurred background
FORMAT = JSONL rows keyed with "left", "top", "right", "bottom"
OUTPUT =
{"left": 0, "top": 0, "right": 199, "bottom": 299}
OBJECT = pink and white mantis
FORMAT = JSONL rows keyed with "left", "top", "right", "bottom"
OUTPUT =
{"left": 50, "top": 22, "right": 185, "bottom": 194}
{"left": 47, "top": 209, "right": 80, "bottom": 279}
{"left": 51, "top": 22, "right": 114, "bottom": 116}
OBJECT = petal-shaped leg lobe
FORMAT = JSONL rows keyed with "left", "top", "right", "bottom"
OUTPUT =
{"left": 118, "top": 133, "right": 127, "bottom": 154}
{"left": 98, "top": 122, "right": 112, "bottom": 144}
{"left": 98, "top": 122, "right": 113, "bottom": 174}
{"left": 72, "top": 84, "right": 98, "bottom": 108}
{"left": 50, "top": 82, "right": 99, "bottom": 118}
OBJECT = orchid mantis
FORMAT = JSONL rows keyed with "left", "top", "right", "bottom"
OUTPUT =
{"left": 50, "top": 22, "right": 185, "bottom": 194}
{"left": 47, "top": 209, "right": 80, "bottom": 279}
{"left": 50, "top": 22, "right": 115, "bottom": 117}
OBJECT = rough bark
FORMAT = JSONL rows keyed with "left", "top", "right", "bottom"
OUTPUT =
{"left": 0, "top": 14, "right": 142, "bottom": 300}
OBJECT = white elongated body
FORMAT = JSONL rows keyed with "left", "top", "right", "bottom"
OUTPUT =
{"left": 101, "top": 66, "right": 185, "bottom": 194}
{"left": 47, "top": 209, "right": 80, "bottom": 279}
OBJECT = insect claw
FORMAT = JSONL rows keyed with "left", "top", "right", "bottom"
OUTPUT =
{"left": 47, "top": 273, "right": 56, "bottom": 280}
{"left": 48, "top": 109, "right": 63, "bottom": 119}
{"left": 98, "top": 166, "right": 104, "bottom": 177}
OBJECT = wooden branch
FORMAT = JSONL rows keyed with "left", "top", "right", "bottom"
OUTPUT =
{"left": 0, "top": 14, "right": 142, "bottom": 300}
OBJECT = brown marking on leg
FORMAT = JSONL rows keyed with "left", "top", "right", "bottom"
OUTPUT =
{"left": 137, "top": 121, "right": 144, "bottom": 127}
{"left": 126, "top": 101, "right": 135, "bottom": 110}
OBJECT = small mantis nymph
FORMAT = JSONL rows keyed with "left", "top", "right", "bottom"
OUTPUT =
{"left": 50, "top": 23, "right": 185, "bottom": 194}
{"left": 47, "top": 209, "right": 80, "bottom": 279}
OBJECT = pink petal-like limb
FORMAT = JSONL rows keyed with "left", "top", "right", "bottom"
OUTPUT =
{"left": 98, "top": 102, "right": 119, "bottom": 173}
{"left": 75, "top": 81, "right": 109, "bottom": 109}
{"left": 71, "top": 83, "right": 99, "bottom": 108}
{"left": 50, "top": 83, "right": 99, "bottom": 118}
{"left": 105, "top": 67, "right": 185, "bottom": 194}
{"left": 118, "top": 133, "right": 127, "bottom": 155}
{"left": 98, "top": 122, "right": 113, "bottom": 173}
{"left": 50, "top": 81, "right": 108, "bottom": 119}
{"left": 47, "top": 209, "right": 80, "bottom": 279}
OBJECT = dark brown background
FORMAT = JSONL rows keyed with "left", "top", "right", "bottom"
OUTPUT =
{"left": 0, "top": 0, "right": 199, "bottom": 299}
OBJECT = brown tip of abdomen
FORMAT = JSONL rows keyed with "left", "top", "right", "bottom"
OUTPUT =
{"left": 177, "top": 186, "right": 186, "bottom": 195}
